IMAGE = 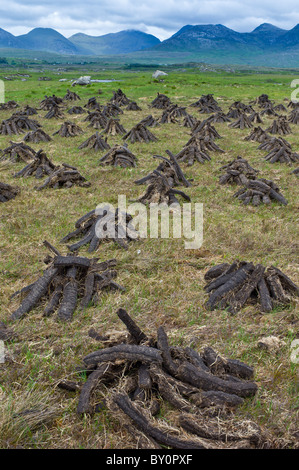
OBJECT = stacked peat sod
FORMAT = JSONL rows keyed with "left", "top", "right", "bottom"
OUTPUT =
{"left": 39, "top": 95, "right": 63, "bottom": 110}
{"left": 63, "top": 89, "right": 81, "bottom": 101}
{"left": 67, "top": 106, "right": 86, "bottom": 115}
{"left": 228, "top": 113, "right": 253, "bottom": 130}
{"left": 233, "top": 178, "right": 288, "bottom": 206}
{"left": 103, "top": 118, "right": 126, "bottom": 137}
{"left": 258, "top": 137, "right": 299, "bottom": 164}
{"left": 138, "top": 115, "right": 160, "bottom": 128}
{"left": 218, "top": 157, "right": 259, "bottom": 186}
{"left": 126, "top": 101, "right": 142, "bottom": 111}
{"left": 1, "top": 141, "right": 36, "bottom": 163}
{"left": 175, "top": 132, "right": 224, "bottom": 166}
{"left": 288, "top": 109, "right": 299, "bottom": 125}
{"left": 53, "top": 121, "right": 84, "bottom": 138}
{"left": 190, "top": 94, "right": 222, "bottom": 114}
{"left": 35, "top": 163, "right": 90, "bottom": 190}
{"left": 70, "top": 308, "right": 261, "bottom": 449}
{"left": 10, "top": 242, "right": 124, "bottom": 321}
{"left": 123, "top": 123, "right": 158, "bottom": 144}
{"left": 61, "top": 207, "right": 138, "bottom": 252}
{"left": 44, "top": 104, "right": 65, "bottom": 119}
{"left": 13, "top": 149, "right": 56, "bottom": 179}
{"left": 110, "top": 89, "right": 130, "bottom": 107}
{"left": 136, "top": 171, "right": 190, "bottom": 206}
{"left": 134, "top": 150, "right": 191, "bottom": 188}
{"left": 0, "top": 181, "right": 20, "bottom": 203}
{"left": 102, "top": 102, "right": 123, "bottom": 118}
{"left": 266, "top": 117, "right": 292, "bottom": 135}
{"left": 0, "top": 100, "right": 19, "bottom": 111}
{"left": 23, "top": 129, "right": 52, "bottom": 143}
{"left": 84, "top": 97, "right": 101, "bottom": 111}
{"left": 84, "top": 111, "right": 108, "bottom": 130}
{"left": 248, "top": 112, "right": 263, "bottom": 124}
{"left": 98, "top": 144, "right": 137, "bottom": 168}
{"left": 204, "top": 262, "right": 298, "bottom": 314}
{"left": 244, "top": 127, "right": 270, "bottom": 143}
{"left": 78, "top": 132, "right": 110, "bottom": 152}
{"left": 0, "top": 113, "right": 41, "bottom": 135}
{"left": 21, "top": 105, "right": 38, "bottom": 116}
{"left": 150, "top": 93, "right": 172, "bottom": 109}
{"left": 182, "top": 114, "right": 198, "bottom": 128}
{"left": 260, "top": 104, "right": 278, "bottom": 117}
{"left": 159, "top": 104, "right": 188, "bottom": 124}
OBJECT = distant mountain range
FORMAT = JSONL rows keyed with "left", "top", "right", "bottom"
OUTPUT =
{"left": 0, "top": 23, "right": 299, "bottom": 67}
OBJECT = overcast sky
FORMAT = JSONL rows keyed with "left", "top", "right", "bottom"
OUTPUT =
{"left": 1, "top": 0, "right": 299, "bottom": 40}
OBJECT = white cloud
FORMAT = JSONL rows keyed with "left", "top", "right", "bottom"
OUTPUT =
{"left": 0, "top": 0, "right": 298, "bottom": 39}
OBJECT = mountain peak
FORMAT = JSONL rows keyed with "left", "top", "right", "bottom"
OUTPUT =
{"left": 252, "top": 23, "right": 286, "bottom": 33}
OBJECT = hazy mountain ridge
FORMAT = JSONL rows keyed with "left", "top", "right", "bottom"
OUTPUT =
{"left": 0, "top": 23, "right": 298, "bottom": 67}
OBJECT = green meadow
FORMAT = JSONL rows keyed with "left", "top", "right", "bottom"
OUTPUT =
{"left": 0, "top": 66, "right": 298, "bottom": 448}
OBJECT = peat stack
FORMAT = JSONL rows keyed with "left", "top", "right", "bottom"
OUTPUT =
{"left": 138, "top": 115, "right": 160, "bottom": 128}
{"left": 84, "top": 111, "right": 108, "bottom": 130}
{"left": 190, "top": 94, "right": 219, "bottom": 109}
{"left": 266, "top": 118, "right": 292, "bottom": 135}
{"left": 136, "top": 172, "right": 190, "bottom": 206}
{"left": 0, "top": 100, "right": 19, "bottom": 111}
{"left": 22, "top": 105, "right": 38, "bottom": 116}
{"left": 1, "top": 141, "right": 36, "bottom": 163}
{"left": 110, "top": 89, "right": 130, "bottom": 106}
{"left": 71, "top": 309, "right": 261, "bottom": 449}
{"left": 126, "top": 101, "right": 142, "bottom": 111}
{"left": 23, "top": 129, "right": 52, "bottom": 143}
{"left": 252, "top": 94, "right": 272, "bottom": 108}
{"left": 248, "top": 112, "right": 263, "bottom": 124}
{"left": 10, "top": 242, "right": 124, "bottom": 321}
{"left": 123, "top": 123, "right": 158, "bottom": 144}
{"left": 61, "top": 207, "right": 138, "bottom": 252}
{"left": 53, "top": 121, "right": 84, "bottom": 138}
{"left": 258, "top": 138, "right": 299, "bottom": 164}
{"left": 288, "top": 110, "right": 299, "bottom": 125}
{"left": 150, "top": 93, "right": 172, "bottom": 109}
{"left": 228, "top": 113, "right": 253, "bottom": 130}
{"left": 67, "top": 106, "right": 86, "bottom": 115}
{"left": 78, "top": 132, "right": 110, "bottom": 152}
{"left": 63, "top": 89, "right": 81, "bottom": 101}
{"left": 182, "top": 114, "right": 198, "bottom": 128}
{"left": 44, "top": 104, "right": 65, "bottom": 119}
{"left": 274, "top": 104, "right": 288, "bottom": 113}
{"left": 35, "top": 163, "right": 90, "bottom": 190}
{"left": 260, "top": 104, "right": 278, "bottom": 117}
{"left": 159, "top": 104, "right": 187, "bottom": 124}
{"left": 233, "top": 178, "right": 288, "bottom": 206}
{"left": 229, "top": 101, "right": 254, "bottom": 114}
{"left": 134, "top": 150, "right": 191, "bottom": 188}
{"left": 0, "top": 114, "right": 41, "bottom": 135}
{"left": 218, "top": 157, "right": 258, "bottom": 186}
{"left": 244, "top": 127, "right": 270, "bottom": 143}
{"left": 204, "top": 261, "right": 298, "bottom": 313}
{"left": 208, "top": 112, "right": 231, "bottom": 123}
{"left": 0, "top": 181, "right": 20, "bottom": 203}
{"left": 192, "top": 121, "right": 222, "bottom": 139}
{"left": 175, "top": 135, "right": 224, "bottom": 166}
{"left": 103, "top": 118, "right": 126, "bottom": 136}
{"left": 99, "top": 144, "right": 137, "bottom": 168}
{"left": 40, "top": 95, "right": 63, "bottom": 110}
{"left": 102, "top": 102, "right": 123, "bottom": 118}
{"left": 84, "top": 97, "right": 100, "bottom": 110}
{"left": 13, "top": 149, "right": 56, "bottom": 179}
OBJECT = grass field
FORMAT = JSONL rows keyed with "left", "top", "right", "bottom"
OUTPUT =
{"left": 0, "top": 67, "right": 298, "bottom": 449}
